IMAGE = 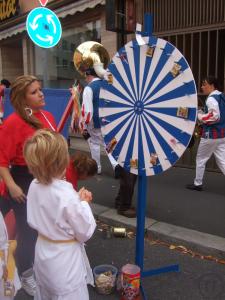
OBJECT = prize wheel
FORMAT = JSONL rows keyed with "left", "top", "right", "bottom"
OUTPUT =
{"left": 99, "top": 36, "right": 198, "bottom": 176}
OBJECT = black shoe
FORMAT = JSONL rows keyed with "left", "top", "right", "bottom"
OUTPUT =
{"left": 117, "top": 208, "right": 136, "bottom": 218}
{"left": 186, "top": 184, "right": 203, "bottom": 191}
{"left": 114, "top": 165, "right": 123, "bottom": 179}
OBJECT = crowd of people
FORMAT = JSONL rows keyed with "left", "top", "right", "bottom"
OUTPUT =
{"left": 0, "top": 75, "right": 97, "bottom": 299}
{"left": 0, "top": 73, "right": 224, "bottom": 299}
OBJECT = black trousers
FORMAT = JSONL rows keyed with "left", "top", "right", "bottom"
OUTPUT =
{"left": 115, "top": 168, "right": 137, "bottom": 211}
{"left": 0, "top": 166, "right": 37, "bottom": 276}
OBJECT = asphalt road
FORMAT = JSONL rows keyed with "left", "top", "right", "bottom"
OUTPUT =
{"left": 15, "top": 222, "right": 225, "bottom": 300}
{"left": 75, "top": 152, "right": 225, "bottom": 239}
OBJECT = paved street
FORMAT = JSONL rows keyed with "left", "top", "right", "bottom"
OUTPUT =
{"left": 88, "top": 225, "right": 225, "bottom": 300}
{"left": 71, "top": 136, "right": 225, "bottom": 239}
{"left": 15, "top": 223, "right": 225, "bottom": 300}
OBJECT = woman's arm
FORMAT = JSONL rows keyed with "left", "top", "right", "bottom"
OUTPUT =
{"left": 0, "top": 167, "right": 26, "bottom": 203}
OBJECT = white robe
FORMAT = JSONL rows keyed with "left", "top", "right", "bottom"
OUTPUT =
{"left": 27, "top": 179, "right": 96, "bottom": 300}
{"left": 0, "top": 212, "right": 21, "bottom": 300}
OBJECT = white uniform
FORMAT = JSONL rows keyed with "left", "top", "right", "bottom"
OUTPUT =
{"left": 0, "top": 212, "right": 21, "bottom": 300}
{"left": 27, "top": 179, "right": 96, "bottom": 300}
{"left": 81, "top": 78, "right": 118, "bottom": 173}
{"left": 195, "top": 90, "right": 225, "bottom": 186}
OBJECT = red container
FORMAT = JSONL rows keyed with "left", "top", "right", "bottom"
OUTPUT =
{"left": 120, "top": 264, "right": 141, "bottom": 300}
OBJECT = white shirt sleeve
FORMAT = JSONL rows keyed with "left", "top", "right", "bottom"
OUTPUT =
{"left": 63, "top": 200, "right": 96, "bottom": 243}
{"left": 198, "top": 96, "right": 220, "bottom": 124}
{"left": 80, "top": 86, "right": 93, "bottom": 129}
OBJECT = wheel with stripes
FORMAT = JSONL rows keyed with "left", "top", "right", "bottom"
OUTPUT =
{"left": 99, "top": 36, "right": 198, "bottom": 176}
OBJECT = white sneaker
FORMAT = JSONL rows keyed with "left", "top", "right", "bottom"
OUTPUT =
{"left": 21, "top": 268, "right": 36, "bottom": 296}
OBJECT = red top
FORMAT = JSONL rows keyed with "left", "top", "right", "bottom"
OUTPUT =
{"left": 0, "top": 110, "right": 56, "bottom": 167}
{"left": 0, "top": 85, "right": 4, "bottom": 97}
{"left": 65, "top": 160, "right": 78, "bottom": 190}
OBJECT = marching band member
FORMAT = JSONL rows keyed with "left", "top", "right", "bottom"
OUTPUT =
{"left": 186, "top": 76, "right": 225, "bottom": 191}
{"left": 79, "top": 68, "right": 118, "bottom": 174}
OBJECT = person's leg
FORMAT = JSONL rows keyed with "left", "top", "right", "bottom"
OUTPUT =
{"left": 10, "top": 167, "right": 37, "bottom": 296}
{"left": 87, "top": 127, "right": 102, "bottom": 174}
{"left": 11, "top": 203, "right": 37, "bottom": 276}
{"left": 0, "top": 195, "right": 11, "bottom": 217}
{"left": 194, "top": 138, "right": 215, "bottom": 186}
{"left": 213, "top": 138, "right": 225, "bottom": 175}
{"left": 116, "top": 168, "right": 137, "bottom": 217}
{"left": 87, "top": 137, "right": 101, "bottom": 173}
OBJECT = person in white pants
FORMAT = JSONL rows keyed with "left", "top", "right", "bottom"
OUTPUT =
{"left": 186, "top": 76, "right": 225, "bottom": 191}
{"left": 79, "top": 68, "right": 118, "bottom": 174}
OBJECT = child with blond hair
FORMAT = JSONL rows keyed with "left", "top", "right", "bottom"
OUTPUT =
{"left": 23, "top": 129, "right": 96, "bottom": 300}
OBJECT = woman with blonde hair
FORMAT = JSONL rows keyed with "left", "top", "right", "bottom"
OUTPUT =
{"left": 0, "top": 75, "right": 56, "bottom": 296}
{"left": 24, "top": 130, "right": 95, "bottom": 300}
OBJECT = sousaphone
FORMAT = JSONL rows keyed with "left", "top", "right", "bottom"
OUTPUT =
{"left": 73, "top": 41, "right": 110, "bottom": 78}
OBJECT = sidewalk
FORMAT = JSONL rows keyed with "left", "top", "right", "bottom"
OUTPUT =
{"left": 87, "top": 221, "right": 225, "bottom": 300}
{"left": 70, "top": 135, "right": 225, "bottom": 257}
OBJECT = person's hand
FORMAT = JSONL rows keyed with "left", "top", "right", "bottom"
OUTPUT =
{"left": 8, "top": 183, "right": 26, "bottom": 203}
{"left": 69, "top": 87, "right": 76, "bottom": 99}
{"left": 82, "top": 129, "right": 91, "bottom": 141}
{"left": 78, "top": 187, "right": 92, "bottom": 203}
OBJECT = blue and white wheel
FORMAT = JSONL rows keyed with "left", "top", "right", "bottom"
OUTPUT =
{"left": 99, "top": 36, "right": 198, "bottom": 176}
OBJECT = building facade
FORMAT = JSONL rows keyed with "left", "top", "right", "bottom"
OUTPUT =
{"left": 0, "top": 0, "right": 224, "bottom": 170}
{"left": 0, "top": 0, "right": 117, "bottom": 87}
{"left": 142, "top": 0, "right": 225, "bottom": 170}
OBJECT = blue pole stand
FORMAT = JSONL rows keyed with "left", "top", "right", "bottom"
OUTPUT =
{"left": 135, "top": 175, "right": 179, "bottom": 300}
{"left": 134, "top": 15, "right": 180, "bottom": 299}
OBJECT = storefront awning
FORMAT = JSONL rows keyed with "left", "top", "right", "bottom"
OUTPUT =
{"left": 0, "top": 0, "right": 105, "bottom": 41}
{"left": 56, "top": 0, "right": 105, "bottom": 18}
{"left": 0, "top": 22, "right": 25, "bottom": 41}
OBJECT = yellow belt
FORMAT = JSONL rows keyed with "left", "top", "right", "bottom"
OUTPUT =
{"left": 0, "top": 240, "right": 17, "bottom": 281}
{"left": 38, "top": 233, "right": 76, "bottom": 244}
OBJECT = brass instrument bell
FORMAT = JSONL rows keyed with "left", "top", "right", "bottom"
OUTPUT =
{"left": 73, "top": 41, "right": 110, "bottom": 78}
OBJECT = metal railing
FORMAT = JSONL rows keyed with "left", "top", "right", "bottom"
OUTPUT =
{"left": 144, "top": 0, "right": 225, "bottom": 33}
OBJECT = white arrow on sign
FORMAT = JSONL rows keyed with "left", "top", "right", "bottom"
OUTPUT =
{"left": 46, "top": 15, "right": 56, "bottom": 34}
{"left": 29, "top": 14, "right": 43, "bottom": 30}
{"left": 36, "top": 34, "right": 53, "bottom": 44}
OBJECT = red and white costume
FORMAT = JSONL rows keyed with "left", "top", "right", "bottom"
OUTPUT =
{"left": 80, "top": 78, "right": 117, "bottom": 173}
{"left": 194, "top": 90, "right": 225, "bottom": 186}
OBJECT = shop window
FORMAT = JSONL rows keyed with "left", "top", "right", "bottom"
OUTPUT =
{"left": 34, "top": 19, "right": 101, "bottom": 88}
{"left": 62, "top": 40, "right": 68, "bottom": 50}
{"left": 70, "top": 43, "right": 75, "bottom": 52}
{"left": 62, "top": 59, "right": 68, "bottom": 69}
{"left": 70, "top": 61, "right": 74, "bottom": 69}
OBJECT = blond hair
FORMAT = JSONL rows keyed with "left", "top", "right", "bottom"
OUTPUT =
{"left": 23, "top": 129, "right": 69, "bottom": 184}
{"left": 10, "top": 75, "right": 42, "bottom": 129}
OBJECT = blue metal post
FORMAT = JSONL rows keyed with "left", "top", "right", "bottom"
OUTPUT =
{"left": 143, "top": 13, "right": 153, "bottom": 36}
{"left": 135, "top": 175, "right": 147, "bottom": 270}
{"left": 133, "top": 13, "right": 180, "bottom": 300}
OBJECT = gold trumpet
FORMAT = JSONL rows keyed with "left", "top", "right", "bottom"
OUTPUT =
{"left": 73, "top": 41, "right": 110, "bottom": 78}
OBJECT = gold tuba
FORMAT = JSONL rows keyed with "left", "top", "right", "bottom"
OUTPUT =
{"left": 73, "top": 41, "right": 110, "bottom": 78}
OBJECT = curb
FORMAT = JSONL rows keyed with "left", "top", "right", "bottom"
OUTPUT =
{"left": 91, "top": 203, "right": 225, "bottom": 259}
